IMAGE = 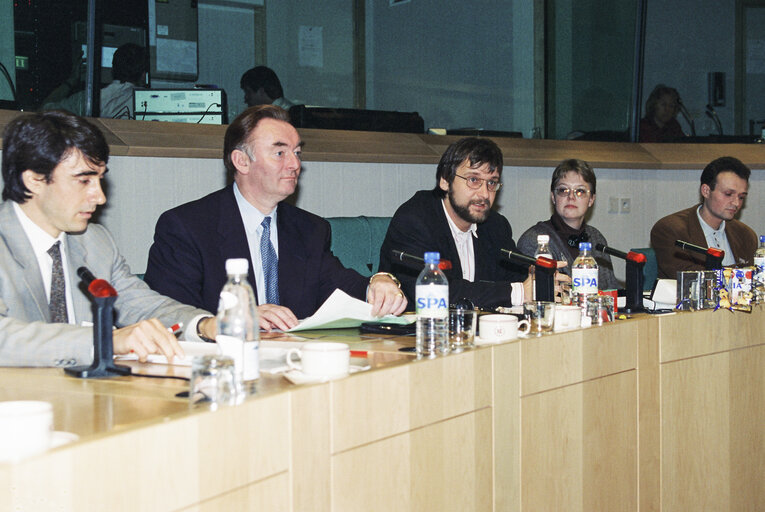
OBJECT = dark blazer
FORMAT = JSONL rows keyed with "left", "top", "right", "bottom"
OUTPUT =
{"left": 650, "top": 204, "right": 758, "bottom": 278}
{"left": 144, "top": 185, "right": 368, "bottom": 319}
{"left": 379, "top": 189, "right": 527, "bottom": 309}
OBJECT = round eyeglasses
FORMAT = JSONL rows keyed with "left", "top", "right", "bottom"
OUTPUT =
{"left": 455, "top": 174, "right": 503, "bottom": 192}
{"left": 554, "top": 186, "right": 590, "bottom": 198}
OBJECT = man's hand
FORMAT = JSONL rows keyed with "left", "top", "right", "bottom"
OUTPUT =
{"left": 113, "top": 318, "right": 184, "bottom": 362}
{"left": 258, "top": 304, "right": 299, "bottom": 331}
{"left": 367, "top": 273, "right": 407, "bottom": 317}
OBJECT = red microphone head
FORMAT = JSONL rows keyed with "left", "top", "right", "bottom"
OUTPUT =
{"left": 707, "top": 247, "right": 724, "bottom": 259}
{"left": 88, "top": 279, "right": 118, "bottom": 298}
{"left": 535, "top": 256, "right": 557, "bottom": 269}
{"left": 626, "top": 251, "right": 647, "bottom": 264}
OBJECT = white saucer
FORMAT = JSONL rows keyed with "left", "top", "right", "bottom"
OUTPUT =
{"left": 283, "top": 364, "right": 370, "bottom": 385}
{"left": 50, "top": 431, "right": 79, "bottom": 448}
{"left": 474, "top": 335, "right": 518, "bottom": 346}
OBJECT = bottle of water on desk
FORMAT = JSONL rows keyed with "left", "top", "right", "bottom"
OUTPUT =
{"left": 754, "top": 235, "right": 765, "bottom": 302}
{"left": 217, "top": 258, "right": 260, "bottom": 389}
{"left": 532, "top": 234, "right": 553, "bottom": 300}
{"left": 416, "top": 252, "right": 449, "bottom": 358}
{"left": 572, "top": 242, "right": 598, "bottom": 313}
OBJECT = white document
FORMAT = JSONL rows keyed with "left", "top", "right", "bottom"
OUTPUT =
{"left": 287, "top": 289, "right": 412, "bottom": 332}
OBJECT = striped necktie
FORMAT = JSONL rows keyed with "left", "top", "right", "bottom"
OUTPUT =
{"left": 260, "top": 216, "right": 280, "bottom": 304}
{"left": 47, "top": 241, "right": 69, "bottom": 323}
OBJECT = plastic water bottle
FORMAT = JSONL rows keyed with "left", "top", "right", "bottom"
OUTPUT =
{"left": 415, "top": 252, "right": 449, "bottom": 358}
{"left": 532, "top": 234, "right": 553, "bottom": 300}
{"left": 572, "top": 242, "right": 598, "bottom": 312}
{"left": 216, "top": 258, "right": 260, "bottom": 387}
{"left": 754, "top": 235, "right": 765, "bottom": 302}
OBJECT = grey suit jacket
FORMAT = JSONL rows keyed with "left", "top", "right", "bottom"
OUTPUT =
{"left": 0, "top": 201, "right": 211, "bottom": 367}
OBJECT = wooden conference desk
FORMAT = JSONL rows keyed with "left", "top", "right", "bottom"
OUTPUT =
{"left": 0, "top": 307, "right": 763, "bottom": 511}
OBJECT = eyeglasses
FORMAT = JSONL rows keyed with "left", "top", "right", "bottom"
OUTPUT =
{"left": 454, "top": 174, "right": 503, "bottom": 192}
{"left": 554, "top": 186, "right": 590, "bottom": 198}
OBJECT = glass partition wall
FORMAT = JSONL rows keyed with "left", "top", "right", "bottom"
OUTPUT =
{"left": 0, "top": 0, "right": 759, "bottom": 141}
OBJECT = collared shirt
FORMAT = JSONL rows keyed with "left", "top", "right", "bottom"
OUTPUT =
{"left": 440, "top": 199, "right": 524, "bottom": 304}
{"left": 13, "top": 202, "right": 75, "bottom": 323}
{"left": 233, "top": 182, "right": 279, "bottom": 305}
{"left": 697, "top": 206, "right": 735, "bottom": 266}
{"left": 441, "top": 199, "right": 477, "bottom": 281}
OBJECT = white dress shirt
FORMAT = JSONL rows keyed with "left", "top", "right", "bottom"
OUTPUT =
{"left": 440, "top": 199, "right": 524, "bottom": 304}
{"left": 697, "top": 206, "right": 735, "bottom": 266}
{"left": 233, "top": 182, "right": 279, "bottom": 304}
{"left": 13, "top": 202, "right": 75, "bottom": 323}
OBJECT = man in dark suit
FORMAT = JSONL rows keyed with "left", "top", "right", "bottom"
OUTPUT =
{"left": 145, "top": 105, "right": 406, "bottom": 330}
{"left": 379, "top": 137, "right": 532, "bottom": 309}
{"left": 0, "top": 110, "right": 214, "bottom": 366}
{"left": 650, "top": 156, "right": 757, "bottom": 278}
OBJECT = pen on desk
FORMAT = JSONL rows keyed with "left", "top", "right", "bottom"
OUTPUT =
{"left": 168, "top": 322, "right": 183, "bottom": 335}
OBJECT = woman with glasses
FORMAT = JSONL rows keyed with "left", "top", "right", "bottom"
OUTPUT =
{"left": 517, "top": 159, "right": 619, "bottom": 289}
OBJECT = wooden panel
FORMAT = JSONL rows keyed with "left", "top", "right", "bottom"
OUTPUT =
{"left": 520, "top": 321, "right": 638, "bottom": 395}
{"left": 492, "top": 341, "right": 521, "bottom": 512}
{"left": 291, "top": 385, "right": 331, "bottom": 512}
{"left": 658, "top": 308, "right": 765, "bottom": 362}
{"left": 661, "top": 351, "right": 731, "bottom": 511}
{"left": 178, "top": 472, "right": 290, "bottom": 512}
{"left": 331, "top": 349, "right": 492, "bottom": 452}
{"left": 331, "top": 409, "right": 493, "bottom": 512}
{"left": 521, "top": 371, "right": 637, "bottom": 511}
{"left": 4, "top": 108, "right": 765, "bottom": 167}
{"left": 637, "top": 316, "right": 661, "bottom": 512}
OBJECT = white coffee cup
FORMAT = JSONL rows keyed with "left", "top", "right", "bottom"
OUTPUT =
{"left": 478, "top": 314, "right": 530, "bottom": 343}
{"left": 553, "top": 305, "right": 582, "bottom": 332}
{"left": 0, "top": 401, "right": 53, "bottom": 463}
{"left": 286, "top": 342, "right": 350, "bottom": 378}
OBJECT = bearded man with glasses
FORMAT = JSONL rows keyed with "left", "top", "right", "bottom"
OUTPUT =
{"left": 517, "top": 159, "right": 619, "bottom": 290}
{"left": 379, "top": 137, "right": 535, "bottom": 309}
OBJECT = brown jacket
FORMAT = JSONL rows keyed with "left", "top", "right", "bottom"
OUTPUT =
{"left": 650, "top": 205, "right": 758, "bottom": 278}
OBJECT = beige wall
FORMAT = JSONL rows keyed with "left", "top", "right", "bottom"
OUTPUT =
{"left": 96, "top": 156, "right": 764, "bottom": 278}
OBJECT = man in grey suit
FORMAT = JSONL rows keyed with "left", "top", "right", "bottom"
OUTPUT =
{"left": 0, "top": 110, "right": 216, "bottom": 367}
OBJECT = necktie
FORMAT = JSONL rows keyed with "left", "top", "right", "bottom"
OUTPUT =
{"left": 47, "top": 241, "right": 69, "bottom": 323}
{"left": 260, "top": 217, "right": 280, "bottom": 304}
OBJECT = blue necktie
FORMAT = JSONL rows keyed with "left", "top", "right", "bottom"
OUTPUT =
{"left": 260, "top": 216, "right": 280, "bottom": 304}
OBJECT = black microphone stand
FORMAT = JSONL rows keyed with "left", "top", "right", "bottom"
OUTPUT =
{"left": 595, "top": 244, "right": 645, "bottom": 314}
{"left": 674, "top": 240, "right": 724, "bottom": 270}
{"left": 501, "top": 250, "right": 556, "bottom": 302}
{"left": 65, "top": 268, "right": 131, "bottom": 378}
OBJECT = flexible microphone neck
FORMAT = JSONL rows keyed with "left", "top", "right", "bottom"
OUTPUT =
{"left": 390, "top": 249, "right": 452, "bottom": 270}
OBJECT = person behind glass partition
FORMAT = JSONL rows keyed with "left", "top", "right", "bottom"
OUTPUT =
{"left": 240, "top": 66, "right": 295, "bottom": 110}
{"left": 639, "top": 84, "right": 686, "bottom": 143}
{"left": 517, "top": 159, "right": 619, "bottom": 290}
{"left": 41, "top": 43, "right": 147, "bottom": 120}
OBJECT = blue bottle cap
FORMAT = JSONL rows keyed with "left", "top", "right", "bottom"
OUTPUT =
{"left": 579, "top": 242, "right": 591, "bottom": 251}
{"left": 424, "top": 252, "right": 441, "bottom": 264}
{"left": 760, "top": 235, "right": 765, "bottom": 243}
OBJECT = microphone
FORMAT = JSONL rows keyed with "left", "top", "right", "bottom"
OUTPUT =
{"left": 77, "top": 266, "right": 118, "bottom": 298}
{"left": 676, "top": 98, "right": 696, "bottom": 136}
{"left": 501, "top": 249, "right": 556, "bottom": 302}
{"left": 390, "top": 249, "right": 453, "bottom": 270}
{"left": 594, "top": 243, "right": 645, "bottom": 313}
{"left": 65, "top": 267, "right": 129, "bottom": 378}
{"left": 674, "top": 240, "right": 724, "bottom": 270}
{"left": 594, "top": 244, "right": 647, "bottom": 264}
{"left": 705, "top": 104, "right": 723, "bottom": 136}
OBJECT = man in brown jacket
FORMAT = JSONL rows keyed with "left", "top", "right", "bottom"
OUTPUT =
{"left": 650, "top": 156, "right": 758, "bottom": 278}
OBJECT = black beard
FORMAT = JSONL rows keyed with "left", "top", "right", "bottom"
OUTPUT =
{"left": 448, "top": 188, "right": 490, "bottom": 225}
